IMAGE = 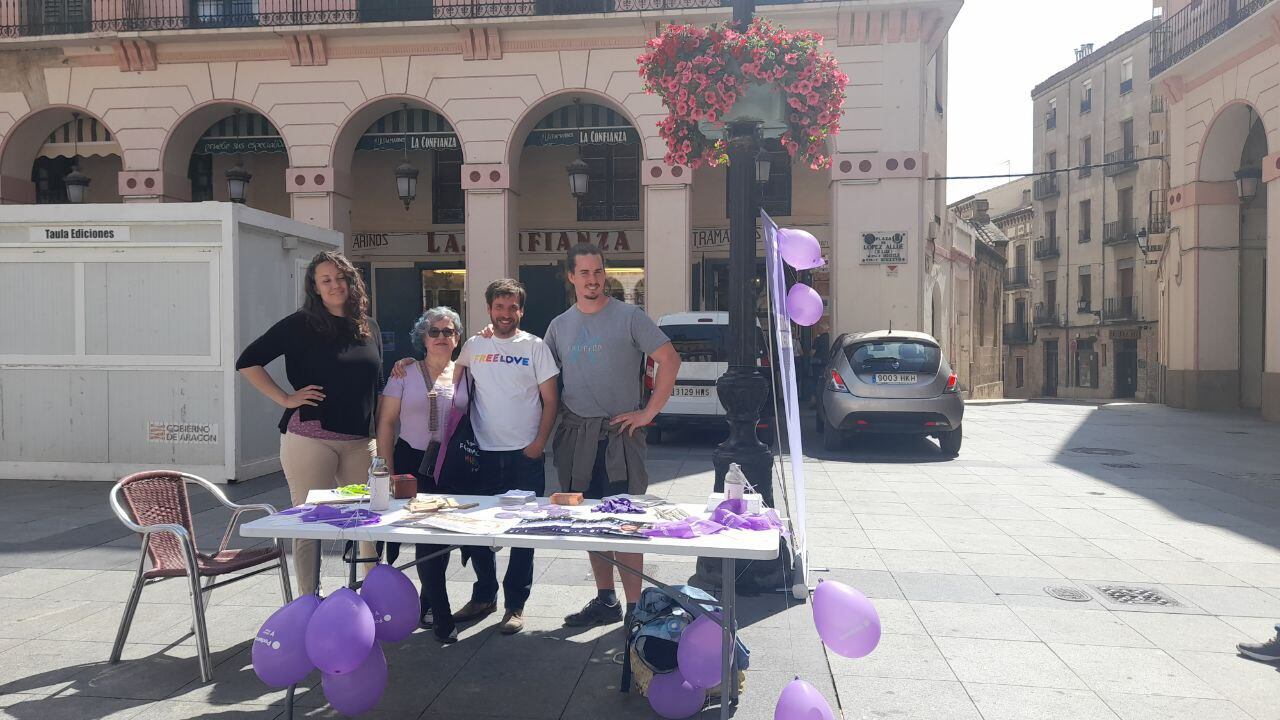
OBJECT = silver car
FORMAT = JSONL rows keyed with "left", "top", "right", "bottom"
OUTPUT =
{"left": 816, "top": 330, "right": 964, "bottom": 456}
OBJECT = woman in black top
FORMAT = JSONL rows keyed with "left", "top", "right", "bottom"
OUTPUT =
{"left": 235, "top": 250, "right": 382, "bottom": 596}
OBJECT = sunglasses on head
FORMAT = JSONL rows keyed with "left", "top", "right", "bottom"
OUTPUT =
{"left": 426, "top": 327, "right": 457, "bottom": 338}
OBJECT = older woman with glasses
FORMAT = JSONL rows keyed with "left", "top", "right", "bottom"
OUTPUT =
{"left": 375, "top": 306, "right": 465, "bottom": 631}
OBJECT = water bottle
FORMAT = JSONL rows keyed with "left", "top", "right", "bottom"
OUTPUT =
{"left": 369, "top": 456, "right": 391, "bottom": 511}
{"left": 725, "top": 463, "right": 747, "bottom": 502}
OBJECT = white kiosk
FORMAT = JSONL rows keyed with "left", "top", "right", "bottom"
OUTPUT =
{"left": 0, "top": 203, "right": 340, "bottom": 483}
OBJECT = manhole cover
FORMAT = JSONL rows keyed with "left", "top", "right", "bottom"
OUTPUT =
{"left": 1044, "top": 586, "right": 1092, "bottom": 602}
{"left": 1090, "top": 585, "right": 1181, "bottom": 607}
{"left": 1103, "top": 462, "right": 1142, "bottom": 469}
{"left": 1069, "top": 447, "right": 1133, "bottom": 456}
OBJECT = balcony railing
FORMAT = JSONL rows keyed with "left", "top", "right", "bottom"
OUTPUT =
{"left": 1152, "top": 95, "right": 1166, "bottom": 113}
{"left": 1103, "top": 147, "right": 1138, "bottom": 176}
{"left": 1003, "top": 323, "right": 1032, "bottom": 345}
{"left": 1149, "top": 199, "right": 1170, "bottom": 234}
{"left": 1046, "top": 109, "right": 1057, "bottom": 130}
{"left": 1033, "top": 302, "right": 1062, "bottom": 327}
{"left": 1102, "top": 296, "right": 1137, "bottom": 322}
{"left": 1104, "top": 219, "right": 1138, "bottom": 245}
{"left": 1033, "top": 175, "right": 1060, "bottom": 200}
{"left": 0, "top": 0, "right": 747, "bottom": 35}
{"left": 1151, "top": 0, "right": 1274, "bottom": 77}
{"left": 1034, "top": 236, "right": 1060, "bottom": 259}
{"left": 1006, "top": 265, "right": 1030, "bottom": 288}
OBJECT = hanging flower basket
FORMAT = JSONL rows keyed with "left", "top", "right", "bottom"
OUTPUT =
{"left": 637, "top": 17, "right": 849, "bottom": 170}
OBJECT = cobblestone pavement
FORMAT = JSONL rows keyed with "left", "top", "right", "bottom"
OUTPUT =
{"left": 1, "top": 401, "right": 1278, "bottom": 719}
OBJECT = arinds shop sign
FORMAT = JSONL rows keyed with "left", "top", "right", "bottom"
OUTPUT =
{"left": 349, "top": 232, "right": 465, "bottom": 257}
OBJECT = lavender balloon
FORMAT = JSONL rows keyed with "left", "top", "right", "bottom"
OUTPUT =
{"left": 786, "top": 283, "right": 824, "bottom": 327}
{"left": 675, "top": 613, "right": 724, "bottom": 689}
{"left": 321, "top": 642, "right": 387, "bottom": 716}
{"left": 811, "top": 580, "right": 881, "bottom": 658}
{"left": 774, "top": 677, "right": 835, "bottom": 720}
{"left": 305, "top": 587, "right": 377, "bottom": 675}
{"left": 359, "top": 564, "right": 420, "bottom": 643}
{"left": 252, "top": 594, "right": 321, "bottom": 688}
{"left": 777, "top": 228, "right": 825, "bottom": 270}
{"left": 647, "top": 668, "right": 707, "bottom": 719}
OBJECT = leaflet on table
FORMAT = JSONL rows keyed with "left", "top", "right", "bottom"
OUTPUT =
{"left": 503, "top": 517, "right": 653, "bottom": 540}
{"left": 394, "top": 513, "right": 513, "bottom": 536}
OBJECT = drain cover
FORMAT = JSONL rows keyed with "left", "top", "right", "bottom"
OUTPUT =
{"left": 1103, "top": 462, "right": 1142, "bottom": 469}
{"left": 1044, "top": 586, "right": 1092, "bottom": 602}
{"left": 1090, "top": 585, "right": 1181, "bottom": 607}
{"left": 1069, "top": 447, "right": 1133, "bottom": 456}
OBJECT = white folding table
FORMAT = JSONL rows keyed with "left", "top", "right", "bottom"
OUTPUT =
{"left": 240, "top": 493, "right": 780, "bottom": 719}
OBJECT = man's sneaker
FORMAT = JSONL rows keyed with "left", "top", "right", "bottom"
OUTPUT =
{"left": 1237, "top": 630, "right": 1280, "bottom": 662}
{"left": 452, "top": 600, "right": 497, "bottom": 624}
{"left": 498, "top": 610, "right": 525, "bottom": 635}
{"left": 564, "top": 597, "right": 623, "bottom": 627}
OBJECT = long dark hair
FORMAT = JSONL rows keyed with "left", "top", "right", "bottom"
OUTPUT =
{"left": 301, "top": 250, "right": 371, "bottom": 342}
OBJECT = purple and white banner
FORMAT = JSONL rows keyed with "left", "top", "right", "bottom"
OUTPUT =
{"left": 761, "top": 210, "right": 809, "bottom": 590}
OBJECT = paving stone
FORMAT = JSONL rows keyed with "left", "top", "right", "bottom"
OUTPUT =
{"left": 130, "top": 701, "right": 283, "bottom": 719}
{"left": 1014, "top": 536, "right": 1112, "bottom": 558}
{"left": 831, "top": 676, "right": 981, "bottom": 720}
{"left": 1009, "top": 607, "right": 1153, "bottom": 647}
{"left": 1049, "top": 644, "right": 1221, "bottom": 698}
{"left": 960, "top": 553, "right": 1062, "bottom": 578}
{"left": 826, "top": 633, "right": 955, "bottom": 681}
{"left": 1212, "top": 561, "right": 1280, "bottom": 588}
{"left": 1163, "top": 584, "right": 1280, "bottom": 617}
{"left": 863, "top": 529, "right": 950, "bottom": 552}
{"left": 892, "top": 573, "right": 999, "bottom": 604}
{"left": 1088, "top": 538, "right": 1194, "bottom": 562}
{"left": 878, "top": 550, "right": 971, "bottom": 575}
{"left": 1116, "top": 612, "right": 1254, "bottom": 653}
{"left": 1166, "top": 649, "right": 1280, "bottom": 719}
{"left": 1040, "top": 556, "right": 1152, "bottom": 582}
{"left": 811, "top": 570, "right": 903, "bottom": 600}
{"left": 909, "top": 601, "right": 1037, "bottom": 641}
{"left": 0, "top": 569, "right": 102, "bottom": 600}
{"left": 963, "top": 683, "right": 1120, "bottom": 720}
{"left": 933, "top": 637, "right": 1085, "bottom": 689}
{"left": 940, "top": 533, "right": 1029, "bottom": 555}
{"left": 1098, "top": 692, "right": 1252, "bottom": 720}
{"left": 0, "top": 691, "right": 148, "bottom": 719}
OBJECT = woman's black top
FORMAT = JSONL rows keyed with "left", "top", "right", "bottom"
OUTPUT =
{"left": 235, "top": 311, "right": 384, "bottom": 436}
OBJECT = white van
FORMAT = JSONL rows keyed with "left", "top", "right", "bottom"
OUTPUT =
{"left": 645, "top": 312, "right": 774, "bottom": 443}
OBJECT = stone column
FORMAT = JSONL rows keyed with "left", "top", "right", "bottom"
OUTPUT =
{"left": 117, "top": 170, "right": 187, "bottom": 203}
{"left": 641, "top": 161, "right": 692, "bottom": 320}
{"left": 1264, "top": 158, "right": 1280, "bottom": 420}
{"left": 462, "top": 163, "right": 517, "bottom": 335}
{"left": 286, "top": 166, "right": 345, "bottom": 232}
{"left": 0, "top": 175, "right": 35, "bottom": 204}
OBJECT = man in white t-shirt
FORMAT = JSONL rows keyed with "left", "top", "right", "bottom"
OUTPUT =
{"left": 448, "top": 278, "right": 559, "bottom": 636}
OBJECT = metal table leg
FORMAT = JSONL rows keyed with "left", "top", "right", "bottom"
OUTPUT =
{"left": 720, "top": 556, "right": 737, "bottom": 719}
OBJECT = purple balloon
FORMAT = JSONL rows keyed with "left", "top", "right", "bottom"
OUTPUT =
{"left": 778, "top": 228, "right": 825, "bottom": 270}
{"left": 252, "top": 594, "right": 321, "bottom": 688}
{"left": 786, "top": 283, "right": 824, "bottom": 327}
{"left": 306, "top": 587, "right": 377, "bottom": 675}
{"left": 774, "top": 678, "right": 835, "bottom": 720}
{"left": 648, "top": 667, "right": 707, "bottom": 719}
{"left": 676, "top": 613, "right": 724, "bottom": 689}
{"left": 359, "top": 564, "right": 420, "bottom": 643}
{"left": 321, "top": 642, "right": 387, "bottom": 716}
{"left": 812, "top": 580, "right": 881, "bottom": 658}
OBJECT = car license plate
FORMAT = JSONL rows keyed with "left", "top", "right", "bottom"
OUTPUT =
{"left": 673, "top": 386, "right": 712, "bottom": 398}
{"left": 874, "top": 373, "right": 917, "bottom": 384}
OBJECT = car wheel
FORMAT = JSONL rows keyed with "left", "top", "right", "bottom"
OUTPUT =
{"left": 647, "top": 426, "right": 662, "bottom": 445}
{"left": 939, "top": 424, "right": 962, "bottom": 457}
{"left": 822, "top": 421, "right": 842, "bottom": 451}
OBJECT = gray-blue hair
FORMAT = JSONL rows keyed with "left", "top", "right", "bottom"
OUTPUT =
{"left": 411, "top": 306, "right": 463, "bottom": 352}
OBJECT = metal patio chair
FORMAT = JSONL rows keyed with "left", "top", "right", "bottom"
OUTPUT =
{"left": 108, "top": 470, "right": 292, "bottom": 682}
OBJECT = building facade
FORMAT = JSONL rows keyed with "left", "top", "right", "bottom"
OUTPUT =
{"left": 1150, "top": 0, "right": 1280, "bottom": 420}
{"left": 977, "top": 178, "right": 1036, "bottom": 397}
{"left": 0, "top": 0, "right": 960, "bottom": 377}
{"left": 1028, "top": 23, "right": 1162, "bottom": 402}
{"left": 945, "top": 196, "right": 1007, "bottom": 399}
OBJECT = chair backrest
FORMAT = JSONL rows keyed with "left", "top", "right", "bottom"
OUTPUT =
{"left": 114, "top": 471, "right": 199, "bottom": 574}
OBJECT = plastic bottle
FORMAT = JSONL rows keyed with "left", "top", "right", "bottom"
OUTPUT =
{"left": 369, "top": 456, "right": 391, "bottom": 511}
{"left": 725, "top": 462, "right": 747, "bottom": 502}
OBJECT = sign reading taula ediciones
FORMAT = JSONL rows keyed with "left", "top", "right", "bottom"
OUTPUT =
{"left": 860, "top": 231, "right": 908, "bottom": 265}
{"left": 30, "top": 226, "right": 130, "bottom": 242}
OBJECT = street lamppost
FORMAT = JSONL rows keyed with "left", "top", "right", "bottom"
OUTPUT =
{"left": 696, "top": 0, "right": 781, "bottom": 592}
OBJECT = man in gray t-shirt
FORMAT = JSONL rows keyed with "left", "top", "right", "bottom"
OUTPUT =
{"left": 544, "top": 243, "right": 681, "bottom": 629}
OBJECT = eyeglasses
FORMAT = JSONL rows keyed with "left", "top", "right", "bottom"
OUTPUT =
{"left": 426, "top": 328, "right": 457, "bottom": 338}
